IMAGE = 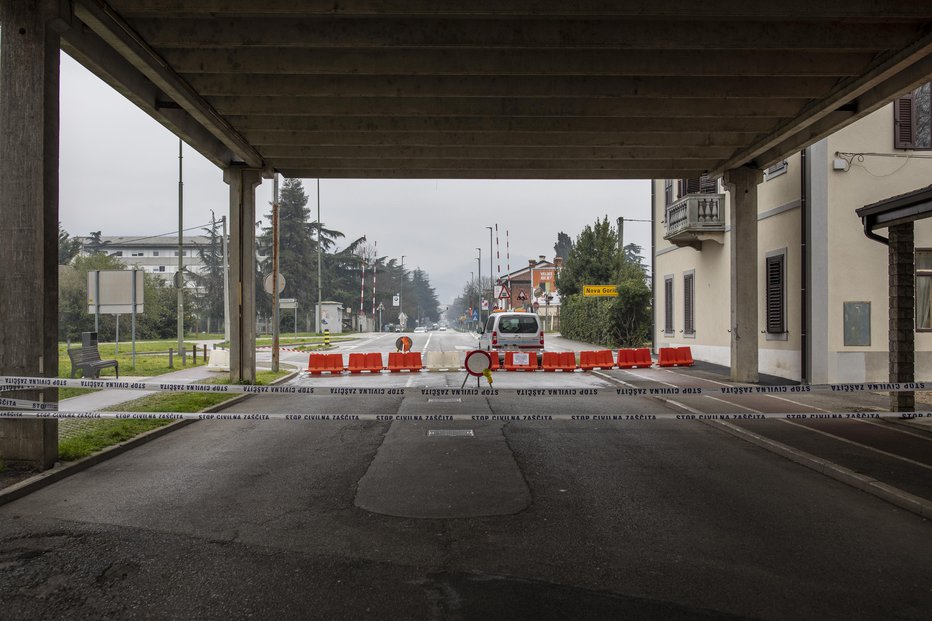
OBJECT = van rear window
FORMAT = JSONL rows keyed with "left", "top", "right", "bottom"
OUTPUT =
{"left": 498, "top": 316, "right": 539, "bottom": 334}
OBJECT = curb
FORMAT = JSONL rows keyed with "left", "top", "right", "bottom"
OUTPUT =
{"left": 708, "top": 419, "right": 932, "bottom": 520}
{"left": 0, "top": 370, "right": 298, "bottom": 507}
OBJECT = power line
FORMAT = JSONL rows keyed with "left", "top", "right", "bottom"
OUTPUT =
{"left": 91, "top": 221, "right": 215, "bottom": 248}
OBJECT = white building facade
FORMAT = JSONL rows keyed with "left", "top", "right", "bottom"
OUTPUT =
{"left": 653, "top": 86, "right": 932, "bottom": 384}
{"left": 77, "top": 235, "right": 213, "bottom": 285}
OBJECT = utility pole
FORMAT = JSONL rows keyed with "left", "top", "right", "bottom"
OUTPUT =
{"left": 177, "top": 139, "right": 184, "bottom": 364}
{"left": 271, "top": 173, "right": 280, "bottom": 372}
{"left": 476, "top": 248, "right": 482, "bottom": 325}
{"left": 618, "top": 216, "right": 625, "bottom": 256}
{"left": 222, "top": 215, "right": 229, "bottom": 342}
{"left": 316, "top": 178, "right": 322, "bottom": 333}
{"left": 486, "top": 226, "right": 493, "bottom": 312}
{"left": 400, "top": 255, "right": 406, "bottom": 328}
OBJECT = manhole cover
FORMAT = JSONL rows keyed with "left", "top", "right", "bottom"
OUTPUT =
{"left": 427, "top": 429, "right": 475, "bottom": 437}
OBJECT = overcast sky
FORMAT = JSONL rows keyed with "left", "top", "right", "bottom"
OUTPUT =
{"left": 59, "top": 53, "right": 652, "bottom": 303}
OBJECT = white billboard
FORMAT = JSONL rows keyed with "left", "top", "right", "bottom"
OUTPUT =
{"left": 87, "top": 270, "right": 144, "bottom": 314}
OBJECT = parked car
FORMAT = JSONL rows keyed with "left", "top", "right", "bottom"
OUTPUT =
{"left": 414, "top": 326, "right": 428, "bottom": 333}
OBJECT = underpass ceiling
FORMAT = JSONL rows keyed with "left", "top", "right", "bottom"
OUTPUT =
{"left": 59, "top": 1, "right": 932, "bottom": 179}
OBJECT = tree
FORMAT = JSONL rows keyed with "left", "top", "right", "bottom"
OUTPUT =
{"left": 553, "top": 231, "right": 573, "bottom": 262}
{"left": 59, "top": 253, "right": 196, "bottom": 343}
{"left": 84, "top": 230, "right": 110, "bottom": 255}
{"left": 190, "top": 212, "right": 226, "bottom": 333}
{"left": 555, "top": 216, "right": 619, "bottom": 297}
{"left": 59, "top": 223, "right": 82, "bottom": 265}
{"left": 556, "top": 216, "right": 651, "bottom": 347}
{"left": 257, "top": 178, "right": 345, "bottom": 331}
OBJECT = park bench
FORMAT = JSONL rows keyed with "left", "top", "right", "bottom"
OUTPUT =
{"left": 67, "top": 344, "right": 119, "bottom": 379}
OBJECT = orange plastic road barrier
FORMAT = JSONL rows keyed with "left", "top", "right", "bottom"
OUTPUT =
{"left": 579, "top": 350, "right": 614, "bottom": 371}
{"left": 488, "top": 352, "right": 501, "bottom": 371}
{"left": 633, "top": 348, "right": 653, "bottom": 368}
{"left": 307, "top": 353, "right": 345, "bottom": 374}
{"left": 503, "top": 351, "right": 539, "bottom": 371}
{"left": 348, "top": 352, "right": 384, "bottom": 373}
{"left": 676, "top": 347, "right": 695, "bottom": 366}
{"left": 366, "top": 352, "right": 385, "bottom": 372}
{"left": 616, "top": 349, "right": 637, "bottom": 369}
{"left": 658, "top": 347, "right": 678, "bottom": 367}
{"left": 388, "top": 351, "right": 423, "bottom": 372}
{"left": 541, "top": 351, "right": 577, "bottom": 372}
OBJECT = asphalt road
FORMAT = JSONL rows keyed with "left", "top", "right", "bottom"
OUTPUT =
{"left": 2, "top": 330, "right": 932, "bottom": 620}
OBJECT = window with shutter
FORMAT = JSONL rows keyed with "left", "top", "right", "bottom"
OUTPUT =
{"left": 895, "top": 82, "right": 932, "bottom": 150}
{"left": 664, "top": 277, "right": 674, "bottom": 334}
{"left": 664, "top": 179, "right": 674, "bottom": 206}
{"left": 679, "top": 175, "right": 716, "bottom": 196}
{"left": 683, "top": 273, "right": 695, "bottom": 335}
{"left": 765, "top": 255, "right": 785, "bottom": 334}
{"left": 894, "top": 92, "right": 915, "bottom": 149}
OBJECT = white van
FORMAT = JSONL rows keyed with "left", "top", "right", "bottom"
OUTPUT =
{"left": 478, "top": 311, "right": 544, "bottom": 356}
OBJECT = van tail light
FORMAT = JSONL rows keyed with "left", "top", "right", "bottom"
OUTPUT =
{"left": 492, "top": 330, "right": 498, "bottom": 346}
{"left": 539, "top": 330, "right": 545, "bottom": 346}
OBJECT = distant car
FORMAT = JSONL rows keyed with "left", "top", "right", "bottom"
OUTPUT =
{"left": 395, "top": 326, "right": 401, "bottom": 332}
{"left": 414, "top": 326, "right": 428, "bottom": 333}
{"left": 431, "top": 323, "right": 439, "bottom": 330}
{"left": 439, "top": 326, "right": 447, "bottom": 331}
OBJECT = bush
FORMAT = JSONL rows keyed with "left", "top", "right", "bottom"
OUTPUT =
{"left": 560, "top": 280, "right": 651, "bottom": 348}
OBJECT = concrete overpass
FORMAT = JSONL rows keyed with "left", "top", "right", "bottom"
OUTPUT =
{"left": 2, "top": 1, "right": 932, "bottom": 467}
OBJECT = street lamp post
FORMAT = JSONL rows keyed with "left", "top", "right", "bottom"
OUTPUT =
{"left": 476, "top": 247, "right": 482, "bottom": 325}
{"left": 470, "top": 270, "right": 474, "bottom": 329}
{"left": 399, "top": 255, "right": 406, "bottom": 328}
{"left": 486, "top": 226, "right": 493, "bottom": 311}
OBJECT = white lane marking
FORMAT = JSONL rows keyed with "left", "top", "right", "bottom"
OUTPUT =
{"left": 422, "top": 332, "right": 432, "bottom": 354}
{"left": 766, "top": 394, "right": 831, "bottom": 413}
{"left": 777, "top": 418, "right": 932, "bottom": 471}
{"left": 618, "top": 369, "right": 679, "bottom": 388}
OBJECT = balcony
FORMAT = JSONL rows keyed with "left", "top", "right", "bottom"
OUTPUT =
{"left": 663, "top": 193, "right": 726, "bottom": 249}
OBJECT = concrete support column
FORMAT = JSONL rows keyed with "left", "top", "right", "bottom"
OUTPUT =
{"left": 223, "top": 165, "right": 262, "bottom": 383}
{"left": 723, "top": 166, "right": 763, "bottom": 383}
{"left": 889, "top": 223, "right": 915, "bottom": 412}
{"left": 0, "top": 0, "right": 61, "bottom": 470}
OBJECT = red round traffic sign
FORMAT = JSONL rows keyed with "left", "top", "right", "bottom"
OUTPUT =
{"left": 464, "top": 350, "right": 492, "bottom": 376}
{"left": 395, "top": 336, "right": 413, "bottom": 352}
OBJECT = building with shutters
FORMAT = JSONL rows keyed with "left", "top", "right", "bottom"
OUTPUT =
{"left": 652, "top": 84, "right": 932, "bottom": 383}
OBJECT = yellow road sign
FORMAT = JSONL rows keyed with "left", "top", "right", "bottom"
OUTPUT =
{"left": 583, "top": 285, "right": 619, "bottom": 297}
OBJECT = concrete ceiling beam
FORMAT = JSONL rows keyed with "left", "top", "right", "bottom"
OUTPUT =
{"left": 243, "top": 131, "right": 754, "bottom": 148}
{"left": 132, "top": 18, "right": 917, "bottom": 51}
{"left": 110, "top": 0, "right": 932, "bottom": 20}
{"left": 260, "top": 145, "right": 738, "bottom": 160}
{"left": 161, "top": 48, "right": 874, "bottom": 77}
{"left": 210, "top": 96, "right": 803, "bottom": 118}
{"left": 752, "top": 53, "right": 932, "bottom": 169}
{"left": 715, "top": 30, "right": 932, "bottom": 174}
{"left": 267, "top": 158, "right": 720, "bottom": 171}
{"left": 228, "top": 115, "right": 775, "bottom": 134}
{"left": 72, "top": 0, "right": 264, "bottom": 169}
{"left": 277, "top": 168, "right": 694, "bottom": 180}
{"left": 184, "top": 74, "right": 840, "bottom": 100}
{"left": 59, "top": 20, "right": 233, "bottom": 168}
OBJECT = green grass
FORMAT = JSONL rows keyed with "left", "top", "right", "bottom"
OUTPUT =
{"left": 59, "top": 339, "right": 209, "bottom": 379}
{"left": 57, "top": 370, "right": 292, "bottom": 461}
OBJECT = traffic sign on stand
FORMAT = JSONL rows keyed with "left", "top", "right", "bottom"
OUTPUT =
{"left": 495, "top": 284, "right": 511, "bottom": 299}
